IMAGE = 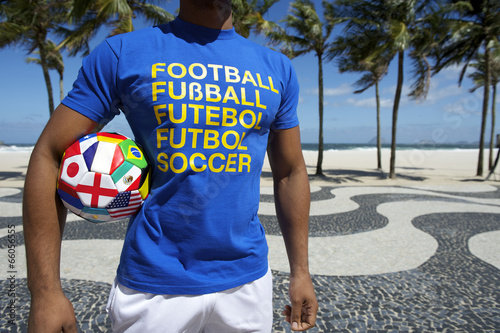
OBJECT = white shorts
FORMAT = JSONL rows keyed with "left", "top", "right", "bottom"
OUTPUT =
{"left": 106, "top": 268, "right": 273, "bottom": 333}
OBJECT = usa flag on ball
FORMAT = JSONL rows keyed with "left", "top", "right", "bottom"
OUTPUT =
{"left": 57, "top": 132, "right": 150, "bottom": 223}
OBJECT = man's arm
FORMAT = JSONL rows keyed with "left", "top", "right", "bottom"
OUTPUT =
{"left": 23, "top": 104, "right": 99, "bottom": 333}
{"left": 267, "top": 126, "right": 318, "bottom": 331}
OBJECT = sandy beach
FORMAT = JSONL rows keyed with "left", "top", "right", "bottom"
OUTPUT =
{"left": 1, "top": 147, "right": 500, "bottom": 331}
{"left": 273, "top": 148, "right": 494, "bottom": 186}
{"left": 0, "top": 152, "right": 31, "bottom": 188}
{"left": 1, "top": 148, "right": 497, "bottom": 188}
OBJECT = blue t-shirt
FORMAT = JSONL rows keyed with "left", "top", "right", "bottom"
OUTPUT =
{"left": 63, "top": 17, "right": 300, "bottom": 295}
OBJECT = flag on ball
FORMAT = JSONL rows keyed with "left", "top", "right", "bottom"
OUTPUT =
{"left": 107, "top": 191, "right": 143, "bottom": 219}
{"left": 59, "top": 154, "right": 88, "bottom": 187}
{"left": 76, "top": 172, "right": 118, "bottom": 208}
{"left": 57, "top": 132, "right": 150, "bottom": 223}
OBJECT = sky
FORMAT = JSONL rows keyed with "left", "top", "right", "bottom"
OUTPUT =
{"left": 0, "top": 0, "right": 498, "bottom": 145}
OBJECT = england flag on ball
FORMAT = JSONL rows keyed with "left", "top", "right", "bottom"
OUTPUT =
{"left": 76, "top": 172, "right": 118, "bottom": 208}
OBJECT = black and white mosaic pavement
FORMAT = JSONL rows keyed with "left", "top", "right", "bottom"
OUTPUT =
{"left": 1, "top": 184, "right": 499, "bottom": 332}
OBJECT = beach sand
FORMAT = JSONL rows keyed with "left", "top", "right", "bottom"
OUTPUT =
{"left": 1, "top": 148, "right": 498, "bottom": 188}
{"left": 269, "top": 148, "right": 497, "bottom": 187}
{"left": 2, "top": 148, "right": 499, "bottom": 331}
{"left": 0, "top": 152, "right": 31, "bottom": 188}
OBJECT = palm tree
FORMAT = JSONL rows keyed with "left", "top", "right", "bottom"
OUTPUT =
{"left": 333, "top": 0, "right": 440, "bottom": 179}
{"left": 332, "top": 30, "right": 391, "bottom": 170}
{"left": 59, "top": 0, "right": 175, "bottom": 57}
{"left": 468, "top": 46, "right": 500, "bottom": 170}
{"left": 1, "top": 0, "right": 174, "bottom": 116}
{"left": 62, "top": 0, "right": 277, "bottom": 58}
{"left": 26, "top": 39, "right": 65, "bottom": 102}
{"left": 267, "top": 0, "right": 340, "bottom": 176}
{"left": 231, "top": 0, "right": 280, "bottom": 38}
{"left": 433, "top": 0, "right": 500, "bottom": 176}
{"left": 0, "top": 0, "right": 70, "bottom": 115}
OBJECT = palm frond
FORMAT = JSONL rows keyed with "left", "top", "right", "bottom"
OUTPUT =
{"left": 353, "top": 73, "right": 377, "bottom": 94}
{"left": 408, "top": 52, "right": 431, "bottom": 100}
{"left": 97, "top": 0, "right": 132, "bottom": 20}
{"left": 133, "top": 3, "right": 174, "bottom": 25}
{"left": 109, "top": 13, "right": 133, "bottom": 35}
{"left": 0, "top": 21, "right": 29, "bottom": 47}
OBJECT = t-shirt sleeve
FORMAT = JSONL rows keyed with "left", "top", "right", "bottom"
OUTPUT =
{"left": 271, "top": 61, "right": 300, "bottom": 130}
{"left": 62, "top": 40, "right": 121, "bottom": 125}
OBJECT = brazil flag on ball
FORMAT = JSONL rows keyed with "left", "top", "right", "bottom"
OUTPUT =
{"left": 57, "top": 132, "right": 150, "bottom": 223}
{"left": 118, "top": 139, "right": 148, "bottom": 169}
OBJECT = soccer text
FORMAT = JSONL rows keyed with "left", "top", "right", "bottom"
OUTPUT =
{"left": 151, "top": 62, "right": 279, "bottom": 174}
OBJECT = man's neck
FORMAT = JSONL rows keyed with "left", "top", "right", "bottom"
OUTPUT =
{"left": 178, "top": 0, "right": 233, "bottom": 30}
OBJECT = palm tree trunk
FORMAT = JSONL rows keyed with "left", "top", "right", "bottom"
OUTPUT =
{"left": 316, "top": 53, "right": 324, "bottom": 176}
{"left": 59, "top": 73, "right": 64, "bottom": 102}
{"left": 375, "top": 80, "right": 382, "bottom": 170}
{"left": 389, "top": 51, "right": 404, "bottom": 179}
{"left": 488, "top": 83, "right": 496, "bottom": 170}
{"left": 37, "top": 33, "right": 55, "bottom": 116}
{"left": 477, "top": 44, "right": 491, "bottom": 177}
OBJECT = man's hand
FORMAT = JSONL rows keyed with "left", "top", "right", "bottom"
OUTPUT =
{"left": 28, "top": 291, "right": 77, "bottom": 333}
{"left": 283, "top": 273, "right": 318, "bottom": 331}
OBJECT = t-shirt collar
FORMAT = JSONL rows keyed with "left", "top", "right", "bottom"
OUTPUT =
{"left": 171, "top": 16, "right": 237, "bottom": 41}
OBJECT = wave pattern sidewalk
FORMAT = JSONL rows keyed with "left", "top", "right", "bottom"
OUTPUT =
{"left": 1, "top": 184, "right": 500, "bottom": 332}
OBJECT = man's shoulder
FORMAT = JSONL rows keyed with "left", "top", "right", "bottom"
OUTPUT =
{"left": 105, "top": 24, "right": 166, "bottom": 44}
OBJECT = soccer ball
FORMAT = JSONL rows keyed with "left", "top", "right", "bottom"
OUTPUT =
{"left": 57, "top": 132, "right": 150, "bottom": 223}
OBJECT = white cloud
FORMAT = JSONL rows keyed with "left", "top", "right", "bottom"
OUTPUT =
{"left": 437, "top": 64, "right": 471, "bottom": 81}
{"left": 421, "top": 83, "right": 466, "bottom": 105}
{"left": 344, "top": 97, "right": 393, "bottom": 109}
{"left": 307, "top": 83, "right": 353, "bottom": 96}
{"left": 442, "top": 96, "right": 482, "bottom": 116}
{"left": 324, "top": 83, "right": 353, "bottom": 96}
